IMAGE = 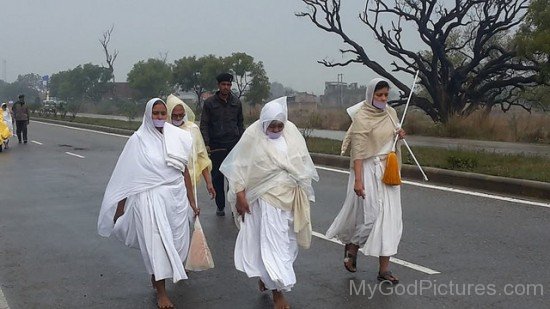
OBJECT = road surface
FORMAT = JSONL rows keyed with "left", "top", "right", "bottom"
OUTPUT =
{"left": 0, "top": 122, "right": 548, "bottom": 308}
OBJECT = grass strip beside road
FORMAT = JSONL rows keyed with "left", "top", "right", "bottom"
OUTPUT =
{"left": 34, "top": 115, "right": 550, "bottom": 183}
{"left": 36, "top": 115, "right": 142, "bottom": 131}
{"left": 306, "top": 137, "right": 550, "bottom": 183}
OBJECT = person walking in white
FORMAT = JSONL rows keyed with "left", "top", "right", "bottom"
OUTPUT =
{"left": 220, "top": 97, "right": 318, "bottom": 308}
{"left": 98, "top": 98, "right": 198, "bottom": 308}
{"left": 326, "top": 78, "right": 406, "bottom": 284}
{"left": 1, "top": 103, "right": 13, "bottom": 149}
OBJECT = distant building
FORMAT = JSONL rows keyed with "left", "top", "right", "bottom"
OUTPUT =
{"left": 320, "top": 81, "right": 366, "bottom": 107}
{"left": 287, "top": 92, "right": 319, "bottom": 108}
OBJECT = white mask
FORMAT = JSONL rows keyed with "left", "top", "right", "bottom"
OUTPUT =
{"left": 172, "top": 119, "right": 184, "bottom": 127}
{"left": 267, "top": 131, "right": 283, "bottom": 139}
{"left": 372, "top": 99, "right": 387, "bottom": 110}
{"left": 153, "top": 119, "right": 165, "bottom": 128}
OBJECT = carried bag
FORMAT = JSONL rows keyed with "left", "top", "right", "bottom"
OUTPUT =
{"left": 185, "top": 217, "right": 215, "bottom": 271}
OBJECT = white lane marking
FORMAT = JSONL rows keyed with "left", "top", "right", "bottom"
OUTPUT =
{"left": 35, "top": 121, "right": 130, "bottom": 139}
{"left": 0, "top": 286, "right": 9, "bottom": 309}
{"left": 65, "top": 152, "right": 85, "bottom": 159}
{"left": 37, "top": 121, "right": 549, "bottom": 208}
{"left": 401, "top": 180, "right": 550, "bottom": 208}
{"left": 312, "top": 231, "right": 441, "bottom": 275}
{"left": 315, "top": 166, "right": 550, "bottom": 208}
{"left": 31, "top": 140, "right": 42, "bottom": 145}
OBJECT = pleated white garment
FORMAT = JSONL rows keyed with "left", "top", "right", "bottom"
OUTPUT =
{"left": 234, "top": 198, "right": 298, "bottom": 291}
{"left": 112, "top": 177, "right": 191, "bottom": 283}
{"left": 326, "top": 152, "right": 402, "bottom": 257}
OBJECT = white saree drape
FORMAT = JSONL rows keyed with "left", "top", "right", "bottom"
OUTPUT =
{"left": 326, "top": 141, "right": 402, "bottom": 257}
{"left": 326, "top": 78, "right": 403, "bottom": 257}
{"left": 220, "top": 97, "right": 318, "bottom": 291}
{"left": 98, "top": 98, "right": 193, "bottom": 282}
{"left": 2, "top": 109, "right": 13, "bottom": 133}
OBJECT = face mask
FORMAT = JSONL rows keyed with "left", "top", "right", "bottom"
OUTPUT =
{"left": 172, "top": 119, "right": 184, "bottom": 127}
{"left": 153, "top": 119, "right": 165, "bottom": 128}
{"left": 267, "top": 131, "right": 283, "bottom": 139}
{"left": 372, "top": 99, "right": 387, "bottom": 110}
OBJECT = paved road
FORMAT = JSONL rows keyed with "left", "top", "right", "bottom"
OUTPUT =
{"left": 0, "top": 122, "right": 548, "bottom": 308}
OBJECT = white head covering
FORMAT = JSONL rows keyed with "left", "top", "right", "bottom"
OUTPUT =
{"left": 346, "top": 78, "right": 387, "bottom": 119}
{"left": 341, "top": 78, "right": 399, "bottom": 160}
{"left": 220, "top": 96, "right": 319, "bottom": 247}
{"left": 260, "top": 96, "right": 288, "bottom": 133}
{"left": 97, "top": 98, "right": 184, "bottom": 237}
{"left": 166, "top": 94, "right": 194, "bottom": 124}
{"left": 365, "top": 78, "right": 387, "bottom": 105}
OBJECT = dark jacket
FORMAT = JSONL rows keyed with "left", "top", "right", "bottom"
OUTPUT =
{"left": 200, "top": 92, "right": 244, "bottom": 148}
{"left": 13, "top": 101, "right": 30, "bottom": 122}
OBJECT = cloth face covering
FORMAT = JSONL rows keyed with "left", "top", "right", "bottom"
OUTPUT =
{"left": 172, "top": 119, "right": 185, "bottom": 127}
{"left": 153, "top": 119, "right": 165, "bottom": 128}
{"left": 267, "top": 131, "right": 283, "bottom": 139}
{"left": 372, "top": 99, "right": 387, "bottom": 110}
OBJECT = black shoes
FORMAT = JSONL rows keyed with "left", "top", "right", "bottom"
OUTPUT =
{"left": 216, "top": 210, "right": 225, "bottom": 217}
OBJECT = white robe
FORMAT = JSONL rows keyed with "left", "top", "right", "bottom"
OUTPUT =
{"left": 222, "top": 97, "right": 317, "bottom": 291}
{"left": 113, "top": 178, "right": 190, "bottom": 282}
{"left": 326, "top": 141, "right": 402, "bottom": 257}
{"left": 234, "top": 137, "right": 299, "bottom": 291}
{"left": 98, "top": 98, "right": 193, "bottom": 283}
{"left": 234, "top": 198, "right": 298, "bottom": 291}
{"left": 2, "top": 110, "right": 13, "bottom": 134}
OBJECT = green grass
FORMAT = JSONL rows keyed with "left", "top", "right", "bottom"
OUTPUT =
{"left": 306, "top": 137, "right": 550, "bottom": 183}
{"left": 35, "top": 115, "right": 141, "bottom": 131}
{"left": 33, "top": 115, "right": 550, "bottom": 182}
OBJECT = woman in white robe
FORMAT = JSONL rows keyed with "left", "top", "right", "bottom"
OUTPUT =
{"left": 165, "top": 94, "right": 215, "bottom": 199}
{"left": 98, "top": 98, "right": 198, "bottom": 309}
{"left": 1, "top": 103, "right": 13, "bottom": 149}
{"left": 326, "top": 78, "right": 405, "bottom": 284}
{"left": 220, "top": 97, "right": 318, "bottom": 309}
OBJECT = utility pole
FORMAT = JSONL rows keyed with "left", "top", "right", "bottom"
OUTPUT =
{"left": 337, "top": 73, "right": 343, "bottom": 106}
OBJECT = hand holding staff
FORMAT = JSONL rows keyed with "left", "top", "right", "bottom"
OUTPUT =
{"left": 384, "top": 70, "right": 429, "bottom": 183}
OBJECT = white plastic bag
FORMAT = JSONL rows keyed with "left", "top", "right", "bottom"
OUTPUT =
{"left": 185, "top": 217, "right": 215, "bottom": 271}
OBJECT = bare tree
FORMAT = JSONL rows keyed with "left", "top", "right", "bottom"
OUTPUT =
{"left": 158, "top": 51, "right": 169, "bottom": 64}
{"left": 297, "top": 0, "right": 545, "bottom": 123}
{"left": 99, "top": 25, "right": 119, "bottom": 82}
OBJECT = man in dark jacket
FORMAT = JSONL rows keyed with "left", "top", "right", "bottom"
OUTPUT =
{"left": 12, "top": 94, "right": 30, "bottom": 144}
{"left": 200, "top": 73, "right": 245, "bottom": 216}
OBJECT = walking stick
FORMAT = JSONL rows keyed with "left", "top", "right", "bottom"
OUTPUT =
{"left": 383, "top": 70, "right": 429, "bottom": 184}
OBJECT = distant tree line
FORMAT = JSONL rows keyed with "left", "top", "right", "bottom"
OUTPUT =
{"left": 0, "top": 51, "right": 271, "bottom": 120}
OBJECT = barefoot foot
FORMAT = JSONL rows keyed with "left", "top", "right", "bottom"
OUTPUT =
{"left": 273, "top": 290, "right": 290, "bottom": 309}
{"left": 157, "top": 293, "right": 174, "bottom": 309}
{"left": 258, "top": 279, "right": 267, "bottom": 292}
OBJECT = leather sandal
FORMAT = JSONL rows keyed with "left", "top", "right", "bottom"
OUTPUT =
{"left": 377, "top": 271, "right": 399, "bottom": 285}
{"left": 344, "top": 243, "right": 359, "bottom": 272}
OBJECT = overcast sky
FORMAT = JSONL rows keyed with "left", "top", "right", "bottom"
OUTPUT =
{"left": 0, "top": 0, "right": 422, "bottom": 94}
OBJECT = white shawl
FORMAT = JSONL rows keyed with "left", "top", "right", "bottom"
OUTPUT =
{"left": 2, "top": 108, "right": 13, "bottom": 133}
{"left": 220, "top": 97, "right": 319, "bottom": 248}
{"left": 98, "top": 98, "right": 190, "bottom": 237}
{"left": 163, "top": 122, "right": 192, "bottom": 172}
